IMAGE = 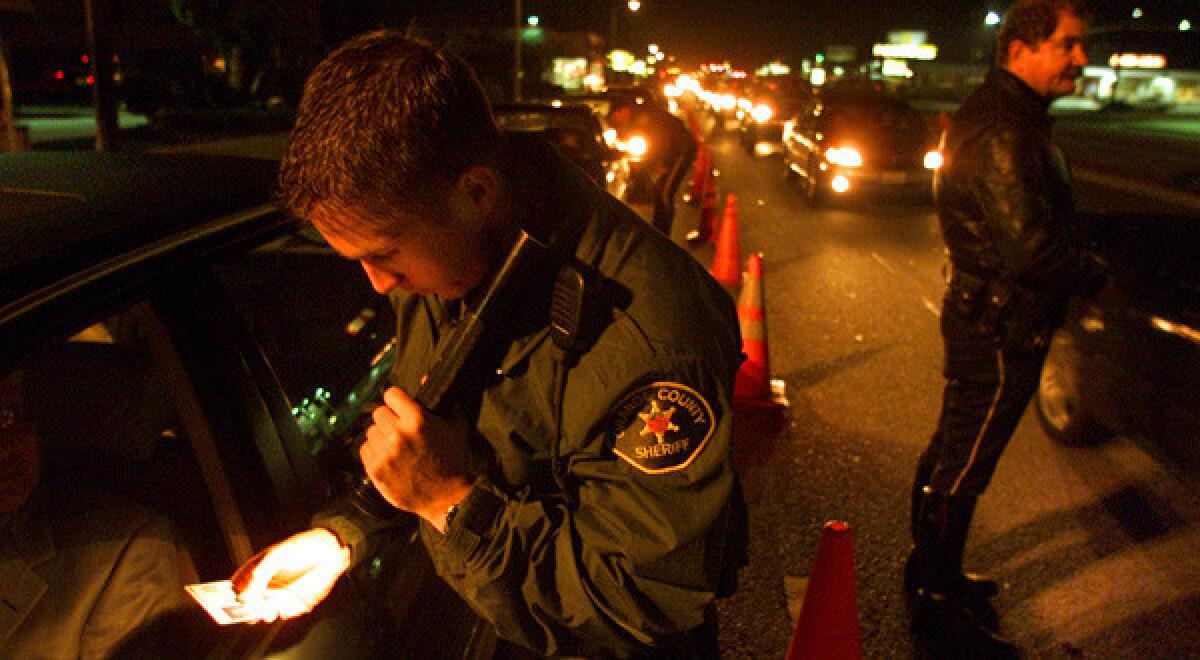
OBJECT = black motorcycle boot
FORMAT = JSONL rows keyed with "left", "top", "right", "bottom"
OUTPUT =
{"left": 910, "top": 468, "right": 999, "bottom": 601}
{"left": 905, "top": 490, "right": 1020, "bottom": 656}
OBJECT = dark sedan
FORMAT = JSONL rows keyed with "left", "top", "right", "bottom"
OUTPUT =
{"left": 736, "top": 77, "right": 813, "bottom": 158}
{"left": 781, "top": 91, "right": 941, "bottom": 206}
{"left": 0, "top": 152, "right": 488, "bottom": 658}
{"left": 1036, "top": 213, "right": 1200, "bottom": 458}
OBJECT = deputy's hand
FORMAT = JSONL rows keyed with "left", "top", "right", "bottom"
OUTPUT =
{"left": 230, "top": 528, "right": 350, "bottom": 621}
{"left": 359, "top": 387, "right": 473, "bottom": 531}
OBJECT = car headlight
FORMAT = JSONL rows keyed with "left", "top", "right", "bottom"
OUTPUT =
{"left": 923, "top": 150, "right": 944, "bottom": 170}
{"left": 751, "top": 104, "right": 773, "bottom": 123}
{"left": 625, "top": 134, "right": 649, "bottom": 160}
{"left": 825, "top": 146, "right": 863, "bottom": 168}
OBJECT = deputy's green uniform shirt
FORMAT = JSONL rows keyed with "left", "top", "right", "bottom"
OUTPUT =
{"left": 319, "top": 135, "right": 742, "bottom": 657}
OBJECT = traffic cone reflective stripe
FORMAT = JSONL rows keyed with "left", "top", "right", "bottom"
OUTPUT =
{"left": 710, "top": 192, "right": 741, "bottom": 288}
{"left": 786, "top": 521, "right": 862, "bottom": 660}
{"left": 734, "top": 253, "right": 787, "bottom": 409}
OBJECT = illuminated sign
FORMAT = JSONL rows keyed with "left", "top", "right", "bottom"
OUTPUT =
{"left": 1108, "top": 53, "right": 1167, "bottom": 69}
{"left": 872, "top": 43, "right": 938, "bottom": 60}
{"left": 609, "top": 49, "right": 636, "bottom": 72}
{"left": 755, "top": 61, "right": 792, "bottom": 76}
{"left": 881, "top": 59, "right": 913, "bottom": 78}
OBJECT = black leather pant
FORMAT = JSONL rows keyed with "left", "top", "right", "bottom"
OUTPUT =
{"left": 916, "top": 296, "right": 1051, "bottom": 497}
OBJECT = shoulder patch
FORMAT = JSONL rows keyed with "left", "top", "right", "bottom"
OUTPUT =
{"left": 610, "top": 381, "right": 715, "bottom": 474}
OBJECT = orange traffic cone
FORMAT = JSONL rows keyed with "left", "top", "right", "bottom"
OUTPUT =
{"left": 786, "top": 521, "right": 862, "bottom": 660}
{"left": 734, "top": 253, "right": 788, "bottom": 410}
{"left": 686, "top": 167, "right": 717, "bottom": 243}
{"left": 710, "top": 193, "right": 741, "bottom": 288}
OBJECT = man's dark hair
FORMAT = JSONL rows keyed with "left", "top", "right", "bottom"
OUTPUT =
{"left": 995, "top": 0, "right": 1090, "bottom": 66}
{"left": 279, "top": 30, "right": 503, "bottom": 223}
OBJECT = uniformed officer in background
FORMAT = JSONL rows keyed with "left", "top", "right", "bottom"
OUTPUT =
{"left": 905, "top": 0, "right": 1107, "bottom": 655}
{"left": 231, "top": 30, "right": 746, "bottom": 658}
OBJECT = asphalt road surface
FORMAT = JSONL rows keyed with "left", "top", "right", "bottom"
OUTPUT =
{"left": 682, "top": 115, "right": 1200, "bottom": 658}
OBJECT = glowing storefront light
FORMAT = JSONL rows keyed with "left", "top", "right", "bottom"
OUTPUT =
{"left": 872, "top": 43, "right": 938, "bottom": 60}
{"left": 609, "top": 49, "right": 636, "bottom": 72}
{"left": 1108, "top": 53, "right": 1167, "bottom": 69}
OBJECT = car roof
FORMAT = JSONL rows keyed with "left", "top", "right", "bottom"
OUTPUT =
{"left": 2, "top": 152, "right": 280, "bottom": 302}
{"left": 1, "top": 152, "right": 285, "bottom": 368}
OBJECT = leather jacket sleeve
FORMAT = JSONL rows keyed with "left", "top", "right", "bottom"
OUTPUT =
{"left": 967, "top": 125, "right": 1097, "bottom": 293}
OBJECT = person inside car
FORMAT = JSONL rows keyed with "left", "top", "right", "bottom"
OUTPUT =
{"left": 0, "top": 367, "right": 191, "bottom": 658}
{"left": 231, "top": 31, "right": 746, "bottom": 658}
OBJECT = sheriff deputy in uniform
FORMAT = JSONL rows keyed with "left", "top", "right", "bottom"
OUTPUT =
{"left": 230, "top": 31, "right": 746, "bottom": 658}
{"left": 905, "top": 0, "right": 1107, "bottom": 654}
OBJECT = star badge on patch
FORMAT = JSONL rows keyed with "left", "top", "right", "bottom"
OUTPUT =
{"left": 611, "top": 381, "right": 715, "bottom": 474}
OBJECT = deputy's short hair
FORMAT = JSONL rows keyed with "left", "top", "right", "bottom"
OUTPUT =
{"left": 995, "top": 0, "right": 1090, "bottom": 66}
{"left": 279, "top": 31, "right": 503, "bottom": 224}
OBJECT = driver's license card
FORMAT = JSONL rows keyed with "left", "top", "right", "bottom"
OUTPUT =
{"left": 185, "top": 580, "right": 266, "bottom": 625}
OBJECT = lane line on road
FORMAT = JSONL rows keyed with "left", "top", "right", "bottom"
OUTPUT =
{"left": 1073, "top": 167, "right": 1200, "bottom": 213}
{"left": 870, "top": 251, "right": 896, "bottom": 273}
{"left": 872, "top": 251, "right": 943, "bottom": 318}
{"left": 922, "top": 297, "right": 941, "bottom": 318}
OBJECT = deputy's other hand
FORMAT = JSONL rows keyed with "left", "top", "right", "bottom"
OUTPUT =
{"left": 359, "top": 386, "right": 473, "bottom": 532}
{"left": 230, "top": 528, "right": 350, "bottom": 621}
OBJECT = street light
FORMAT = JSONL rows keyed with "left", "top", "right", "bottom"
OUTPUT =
{"left": 985, "top": 11, "right": 1001, "bottom": 26}
{"left": 628, "top": 0, "right": 641, "bottom": 12}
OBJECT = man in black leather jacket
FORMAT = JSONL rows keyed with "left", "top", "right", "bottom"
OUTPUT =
{"left": 905, "top": 0, "right": 1107, "bottom": 654}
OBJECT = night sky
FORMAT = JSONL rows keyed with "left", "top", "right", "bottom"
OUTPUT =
{"left": 500, "top": 0, "right": 1198, "bottom": 68}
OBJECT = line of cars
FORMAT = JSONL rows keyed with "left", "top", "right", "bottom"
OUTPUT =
{"left": 681, "top": 71, "right": 1200, "bottom": 462}
{"left": 683, "top": 74, "right": 943, "bottom": 207}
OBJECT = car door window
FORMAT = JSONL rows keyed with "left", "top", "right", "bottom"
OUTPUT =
{"left": 2, "top": 303, "right": 243, "bottom": 658}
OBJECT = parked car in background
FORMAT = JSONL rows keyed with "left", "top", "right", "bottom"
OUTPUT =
{"left": 781, "top": 90, "right": 940, "bottom": 206}
{"left": 493, "top": 102, "right": 633, "bottom": 202}
{"left": 1036, "top": 213, "right": 1200, "bottom": 458}
{"left": 0, "top": 152, "right": 489, "bottom": 658}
